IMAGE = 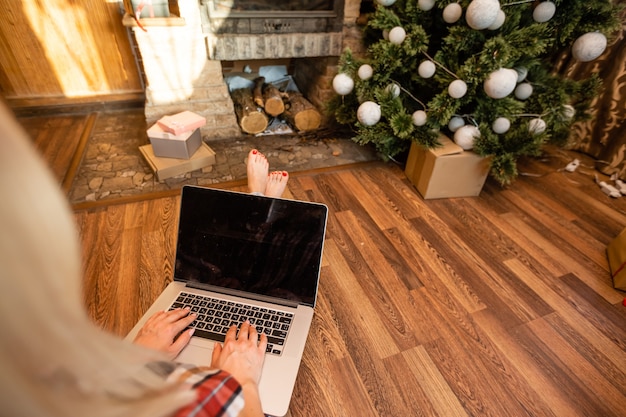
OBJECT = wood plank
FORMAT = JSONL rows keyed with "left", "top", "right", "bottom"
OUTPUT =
{"left": 504, "top": 258, "right": 626, "bottom": 376}
{"left": 19, "top": 114, "right": 89, "bottom": 185}
{"left": 401, "top": 345, "right": 468, "bottom": 417}
{"left": 333, "top": 210, "right": 421, "bottom": 350}
{"left": 472, "top": 309, "right": 582, "bottom": 417}
{"left": 321, "top": 238, "right": 401, "bottom": 359}
{"left": 511, "top": 315, "right": 624, "bottom": 417}
{"left": 384, "top": 349, "right": 446, "bottom": 417}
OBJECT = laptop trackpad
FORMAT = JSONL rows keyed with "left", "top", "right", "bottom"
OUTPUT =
{"left": 176, "top": 339, "right": 215, "bottom": 366}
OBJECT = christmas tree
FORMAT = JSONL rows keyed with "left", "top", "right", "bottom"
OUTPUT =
{"left": 328, "top": 0, "right": 622, "bottom": 184}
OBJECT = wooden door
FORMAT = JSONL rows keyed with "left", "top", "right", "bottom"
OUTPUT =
{"left": 0, "top": 0, "right": 143, "bottom": 104}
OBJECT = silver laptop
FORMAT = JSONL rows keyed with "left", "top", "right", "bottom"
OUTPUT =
{"left": 126, "top": 185, "right": 328, "bottom": 417}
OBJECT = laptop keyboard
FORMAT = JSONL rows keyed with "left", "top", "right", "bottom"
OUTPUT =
{"left": 169, "top": 292, "right": 293, "bottom": 356}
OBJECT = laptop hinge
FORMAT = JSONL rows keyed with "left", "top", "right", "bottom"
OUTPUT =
{"left": 181, "top": 280, "right": 305, "bottom": 309}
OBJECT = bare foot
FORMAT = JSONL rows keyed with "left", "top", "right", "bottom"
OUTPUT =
{"left": 265, "top": 171, "right": 289, "bottom": 198}
{"left": 247, "top": 149, "right": 269, "bottom": 194}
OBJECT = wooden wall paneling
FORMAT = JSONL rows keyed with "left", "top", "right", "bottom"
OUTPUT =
{"left": 0, "top": 0, "right": 142, "bottom": 100}
{"left": 0, "top": 1, "right": 57, "bottom": 96}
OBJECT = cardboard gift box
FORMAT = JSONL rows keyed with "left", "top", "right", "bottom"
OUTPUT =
{"left": 147, "top": 123, "right": 202, "bottom": 160}
{"left": 404, "top": 134, "right": 490, "bottom": 199}
{"left": 157, "top": 111, "right": 206, "bottom": 136}
{"left": 139, "top": 142, "right": 216, "bottom": 182}
{"left": 607, "top": 227, "right": 626, "bottom": 291}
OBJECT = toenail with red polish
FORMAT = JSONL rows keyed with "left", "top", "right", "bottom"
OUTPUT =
{"left": 252, "top": 149, "right": 257, "bottom": 154}
{"left": 282, "top": 171, "right": 287, "bottom": 176}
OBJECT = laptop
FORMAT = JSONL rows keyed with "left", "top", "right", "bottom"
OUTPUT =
{"left": 126, "top": 185, "right": 328, "bottom": 417}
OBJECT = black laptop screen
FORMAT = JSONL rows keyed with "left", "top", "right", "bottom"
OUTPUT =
{"left": 174, "top": 186, "right": 328, "bottom": 307}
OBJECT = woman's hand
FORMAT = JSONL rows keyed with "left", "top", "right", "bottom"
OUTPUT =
{"left": 211, "top": 321, "right": 268, "bottom": 387}
{"left": 133, "top": 308, "right": 196, "bottom": 360}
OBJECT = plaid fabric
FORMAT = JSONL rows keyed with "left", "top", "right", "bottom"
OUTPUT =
{"left": 168, "top": 364, "right": 244, "bottom": 417}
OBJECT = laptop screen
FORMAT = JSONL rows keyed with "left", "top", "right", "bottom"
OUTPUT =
{"left": 174, "top": 186, "right": 328, "bottom": 307}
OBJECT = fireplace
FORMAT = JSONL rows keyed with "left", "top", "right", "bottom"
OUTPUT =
{"left": 128, "top": 0, "right": 366, "bottom": 140}
{"left": 202, "top": 0, "right": 343, "bottom": 34}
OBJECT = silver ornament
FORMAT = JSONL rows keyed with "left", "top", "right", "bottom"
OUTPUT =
{"left": 448, "top": 116, "right": 465, "bottom": 132}
{"left": 488, "top": 9, "right": 506, "bottom": 30}
{"left": 484, "top": 68, "right": 518, "bottom": 99}
{"left": 418, "top": 61, "right": 436, "bottom": 78}
{"left": 443, "top": 3, "right": 463, "bottom": 24}
{"left": 528, "top": 118, "right": 546, "bottom": 135}
{"left": 332, "top": 73, "right": 354, "bottom": 96}
{"left": 454, "top": 125, "right": 480, "bottom": 150}
{"left": 386, "top": 83, "right": 401, "bottom": 98}
{"left": 412, "top": 110, "right": 428, "bottom": 126}
{"left": 358, "top": 64, "right": 373, "bottom": 80}
{"left": 572, "top": 32, "right": 608, "bottom": 62}
{"left": 514, "top": 83, "right": 533, "bottom": 100}
{"left": 492, "top": 117, "right": 510, "bottom": 134}
{"left": 533, "top": 1, "right": 556, "bottom": 23}
{"left": 448, "top": 80, "right": 468, "bottom": 99}
{"left": 357, "top": 101, "right": 382, "bottom": 126}
{"left": 418, "top": 0, "right": 435, "bottom": 11}
{"left": 466, "top": 0, "right": 500, "bottom": 30}
{"left": 389, "top": 26, "right": 406, "bottom": 45}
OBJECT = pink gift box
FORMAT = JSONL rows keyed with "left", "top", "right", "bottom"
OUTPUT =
{"left": 147, "top": 123, "right": 202, "bottom": 159}
{"left": 157, "top": 110, "right": 206, "bottom": 135}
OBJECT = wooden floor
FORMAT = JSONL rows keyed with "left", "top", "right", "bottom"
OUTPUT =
{"left": 18, "top": 112, "right": 95, "bottom": 193}
{"left": 72, "top": 147, "right": 626, "bottom": 417}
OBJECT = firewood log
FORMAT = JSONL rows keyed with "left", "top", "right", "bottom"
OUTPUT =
{"left": 252, "top": 77, "right": 265, "bottom": 108}
{"left": 283, "top": 92, "right": 321, "bottom": 131}
{"left": 231, "top": 88, "right": 268, "bottom": 134}
{"left": 263, "top": 84, "right": 285, "bottom": 117}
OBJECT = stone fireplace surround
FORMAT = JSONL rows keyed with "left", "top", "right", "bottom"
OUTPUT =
{"left": 129, "top": 0, "right": 366, "bottom": 141}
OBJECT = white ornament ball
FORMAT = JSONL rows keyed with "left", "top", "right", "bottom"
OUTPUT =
{"left": 386, "top": 83, "right": 401, "bottom": 98}
{"left": 484, "top": 68, "right": 518, "bottom": 99}
{"left": 528, "top": 118, "right": 546, "bottom": 135}
{"left": 357, "top": 101, "right": 382, "bottom": 126}
{"left": 533, "top": 1, "right": 556, "bottom": 23}
{"left": 448, "top": 116, "right": 465, "bottom": 132}
{"left": 389, "top": 26, "right": 407, "bottom": 45}
{"left": 514, "top": 83, "right": 533, "bottom": 100}
{"left": 332, "top": 73, "right": 354, "bottom": 96}
{"left": 562, "top": 104, "right": 576, "bottom": 120}
{"left": 515, "top": 67, "right": 528, "bottom": 83}
{"left": 448, "top": 79, "right": 468, "bottom": 99}
{"left": 488, "top": 10, "right": 506, "bottom": 30}
{"left": 358, "top": 64, "right": 374, "bottom": 80}
{"left": 454, "top": 125, "right": 480, "bottom": 150}
{"left": 572, "top": 32, "right": 608, "bottom": 62}
{"left": 443, "top": 3, "right": 463, "bottom": 24}
{"left": 418, "top": 60, "right": 436, "bottom": 78}
{"left": 376, "top": 0, "right": 397, "bottom": 6}
{"left": 492, "top": 117, "right": 511, "bottom": 134}
{"left": 412, "top": 110, "right": 428, "bottom": 126}
{"left": 466, "top": 0, "right": 501, "bottom": 30}
{"left": 418, "top": 0, "right": 436, "bottom": 11}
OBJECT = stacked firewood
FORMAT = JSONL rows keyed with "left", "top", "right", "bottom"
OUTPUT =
{"left": 231, "top": 77, "right": 322, "bottom": 135}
